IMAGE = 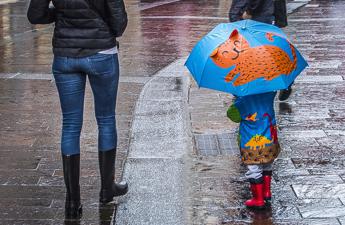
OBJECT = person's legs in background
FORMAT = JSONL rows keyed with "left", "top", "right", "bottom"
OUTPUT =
{"left": 278, "top": 84, "right": 293, "bottom": 101}
{"left": 86, "top": 53, "right": 128, "bottom": 204}
{"left": 228, "top": 0, "right": 247, "bottom": 22}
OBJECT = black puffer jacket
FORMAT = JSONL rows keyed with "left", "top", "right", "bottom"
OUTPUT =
{"left": 27, "top": 0, "right": 127, "bottom": 57}
{"left": 229, "top": 0, "right": 274, "bottom": 24}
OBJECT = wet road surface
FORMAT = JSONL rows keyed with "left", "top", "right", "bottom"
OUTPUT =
{"left": 1, "top": 0, "right": 345, "bottom": 224}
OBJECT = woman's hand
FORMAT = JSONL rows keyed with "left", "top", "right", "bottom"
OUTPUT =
{"left": 242, "top": 11, "right": 252, "bottom": 20}
{"left": 27, "top": 0, "right": 56, "bottom": 24}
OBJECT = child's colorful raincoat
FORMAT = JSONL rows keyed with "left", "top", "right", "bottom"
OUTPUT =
{"left": 232, "top": 92, "right": 280, "bottom": 165}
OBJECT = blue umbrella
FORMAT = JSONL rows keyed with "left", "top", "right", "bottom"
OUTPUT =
{"left": 185, "top": 20, "right": 308, "bottom": 96}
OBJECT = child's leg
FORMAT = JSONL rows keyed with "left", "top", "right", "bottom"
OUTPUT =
{"left": 245, "top": 165, "right": 265, "bottom": 208}
{"left": 263, "top": 164, "right": 272, "bottom": 172}
{"left": 245, "top": 165, "right": 264, "bottom": 181}
{"left": 262, "top": 164, "right": 273, "bottom": 201}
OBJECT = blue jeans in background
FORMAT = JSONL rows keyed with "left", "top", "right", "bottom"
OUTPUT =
{"left": 53, "top": 53, "right": 119, "bottom": 156}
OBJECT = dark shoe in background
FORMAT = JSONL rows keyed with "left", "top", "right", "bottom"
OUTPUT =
{"left": 99, "top": 149, "right": 128, "bottom": 204}
{"left": 278, "top": 86, "right": 292, "bottom": 101}
{"left": 62, "top": 154, "right": 83, "bottom": 219}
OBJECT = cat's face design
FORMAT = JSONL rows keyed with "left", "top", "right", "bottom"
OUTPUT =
{"left": 210, "top": 30, "right": 249, "bottom": 68}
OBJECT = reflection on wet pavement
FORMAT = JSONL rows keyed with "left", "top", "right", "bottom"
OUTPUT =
{"left": 0, "top": 0, "right": 230, "bottom": 75}
{"left": 278, "top": 102, "right": 293, "bottom": 115}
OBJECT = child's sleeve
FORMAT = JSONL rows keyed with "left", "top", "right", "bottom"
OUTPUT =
{"left": 227, "top": 104, "right": 241, "bottom": 123}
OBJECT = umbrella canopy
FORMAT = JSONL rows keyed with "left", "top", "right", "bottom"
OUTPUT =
{"left": 185, "top": 20, "right": 308, "bottom": 96}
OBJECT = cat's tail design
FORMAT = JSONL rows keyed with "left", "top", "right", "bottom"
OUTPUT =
{"left": 289, "top": 43, "right": 297, "bottom": 73}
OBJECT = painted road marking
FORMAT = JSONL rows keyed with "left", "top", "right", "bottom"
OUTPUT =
{"left": 139, "top": 0, "right": 181, "bottom": 11}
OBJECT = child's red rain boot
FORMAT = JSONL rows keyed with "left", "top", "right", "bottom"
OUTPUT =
{"left": 245, "top": 179, "right": 265, "bottom": 209}
{"left": 263, "top": 171, "right": 272, "bottom": 201}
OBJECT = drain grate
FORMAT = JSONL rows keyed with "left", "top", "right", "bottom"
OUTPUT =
{"left": 194, "top": 132, "right": 239, "bottom": 156}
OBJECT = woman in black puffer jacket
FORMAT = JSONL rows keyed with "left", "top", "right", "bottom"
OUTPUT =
{"left": 27, "top": 0, "right": 128, "bottom": 219}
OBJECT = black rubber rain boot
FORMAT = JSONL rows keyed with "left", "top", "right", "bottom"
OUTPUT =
{"left": 62, "top": 154, "right": 83, "bottom": 219}
{"left": 99, "top": 149, "right": 128, "bottom": 204}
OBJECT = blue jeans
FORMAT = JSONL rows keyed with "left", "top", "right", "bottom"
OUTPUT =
{"left": 53, "top": 53, "right": 119, "bottom": 156}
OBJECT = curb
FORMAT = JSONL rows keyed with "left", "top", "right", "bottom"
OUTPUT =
{"left": 287, "top": 0, "right": 311, "bottom": 14}
{"left": 115, "top": 58, "right": 193, "bottom": 225}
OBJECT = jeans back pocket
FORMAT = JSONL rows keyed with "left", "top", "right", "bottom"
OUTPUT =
{"left": 88, "top": 53, "right": 118, "bottom": 77}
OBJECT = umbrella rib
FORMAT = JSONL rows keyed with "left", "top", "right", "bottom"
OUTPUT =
{"left": 198, "top": 58, "right": 208, "bottom": 88}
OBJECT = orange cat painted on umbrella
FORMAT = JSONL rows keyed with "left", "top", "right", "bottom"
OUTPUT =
{"left": 210, "top": 30, "right": 297, "bottom": 86}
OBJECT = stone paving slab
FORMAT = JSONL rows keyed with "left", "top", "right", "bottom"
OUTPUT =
{"left": 299, "top": 205, "right": 345, "bottom": 219}
{"left": 115, "top": 158, "right": 186, "bottom": 225}
{"left": 276, "top": 174, "right": 344, "bottom": 185}
{"left": 292, "top": 184, "right": 345, "bottom": 199}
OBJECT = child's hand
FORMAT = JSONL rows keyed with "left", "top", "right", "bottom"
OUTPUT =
{"left": 227, "top": 104, "right": 241, "bottom": 123}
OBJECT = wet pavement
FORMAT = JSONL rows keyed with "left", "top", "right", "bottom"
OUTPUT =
{"left": 1, "top": 0, "right": 345, "bottom": 224}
